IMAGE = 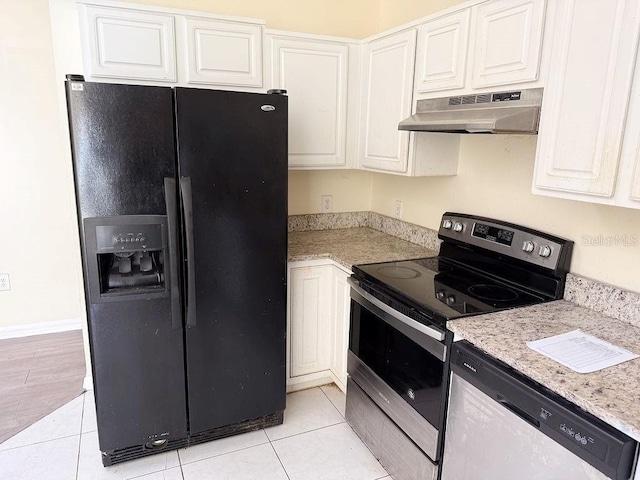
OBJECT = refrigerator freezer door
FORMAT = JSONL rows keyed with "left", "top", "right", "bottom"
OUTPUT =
{"left": 175, "top": 88, "right": 288, "bottom": 434}
{"left": 66, "top": 81, "right": 188, "bottom": 453}
{"left": 66, "top": 81, "right": 177, "bottom": 218}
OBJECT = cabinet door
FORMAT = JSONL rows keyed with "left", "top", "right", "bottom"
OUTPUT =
{"left": 470, "top": 0, "right": 545, "bottom": 88}
{"left": 269, "top": 37, "right": 348, "bottom": 167}
{"left": 289, "top": 265, "right": 332, "bottom": 377}
{"left": 631, "top": 157, "right": 640, "bottom": 205}
{"left": 617, "top": 39, "right": 640, "bottom": 209}
{"left": 330, "top": 266, "right": 351, "bottom": 392}
{"left": 533, "top": 0, "right": 640, "bottom": 199}
{"left": 81, "top": 5, "right": 176, "bottom": 82}
{"left": 360, "top": 29, "right": 417, "bottom": 173}
{"left": 185, "top": 18, "right": 262, "bottom": 87}
{"left": 415, "top": 10, "right": 470, "bottom": 94}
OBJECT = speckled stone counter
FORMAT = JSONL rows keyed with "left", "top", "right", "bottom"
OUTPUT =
{"left": 288, "top": 227, "right": 437, "bottom": 270}
{"left": 449, "top": 300, "right": 640, "bottom": 440}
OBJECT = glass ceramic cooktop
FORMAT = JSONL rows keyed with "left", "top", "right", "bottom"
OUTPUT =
{"left": 353, "top": 257, "right": 546, "bottom": 320}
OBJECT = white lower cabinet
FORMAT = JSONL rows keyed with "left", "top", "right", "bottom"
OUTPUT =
{"left": 289, "top": 263, "right": 332, "bottom": 378}
{"left": 287, "top": 260, "right": 351, "bottom": 393}
{"left": 330, "top": 265, "right": 351, "bottom": 391}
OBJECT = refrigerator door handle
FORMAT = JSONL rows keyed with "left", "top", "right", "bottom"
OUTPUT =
{"left": 164, "top": 178, "right": 182, "bottom": 330}
{"left": 180, "top": 177, "right": 197, "bottom": 327}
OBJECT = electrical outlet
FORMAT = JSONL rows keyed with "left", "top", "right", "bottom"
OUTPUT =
{"left": 394, "top": 200, "right": 403, "bottom": 219}
{"left": 321, "top": 195, "right": 333, "bottom": 213}
{"left": 0, "top": 273, "right": 10, "bottom": 291}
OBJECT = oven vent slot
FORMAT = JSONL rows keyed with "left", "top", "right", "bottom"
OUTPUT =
{"left": 449, "top": 94, "right": 492, "bottom": 106}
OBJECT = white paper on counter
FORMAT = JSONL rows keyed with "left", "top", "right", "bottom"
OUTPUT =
{"left": 527, "top": 329, "right": 639, "bottom": 373}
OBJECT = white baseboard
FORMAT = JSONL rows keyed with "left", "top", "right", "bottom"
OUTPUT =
{"left": 0, "top": 317, "right": 82, "bottom": 340}
{"left": 83, "top": 374, "right": 93, "bottom": 391}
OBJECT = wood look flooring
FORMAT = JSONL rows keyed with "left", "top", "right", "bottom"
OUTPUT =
{"left": 0, "top": 330, "right": 85, "bottom": 444}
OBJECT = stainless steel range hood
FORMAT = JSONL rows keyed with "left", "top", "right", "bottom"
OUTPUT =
{"left": 398, "top": 88, "right": 543, "bottom": 134}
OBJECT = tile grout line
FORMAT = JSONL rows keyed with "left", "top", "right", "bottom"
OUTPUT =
{"left": 176, "top": 445, "right": 187, "bottom": 480}
{"left": 75, "top": 392, "right": 87, "bottom": 480}
{"left": 318, "top": 385, "right": 345, "bottom": 419}
{"left": 0, "top": 431, "right": 81, "bottom": 452}
{"left": 267, "top": 419, "right": 346, "bottom": 444}
{"left": 177, "top": 435, "right": 271, "bottom": 468}
{"left": 267, "top": 441, "right": 291, "bottom": 480}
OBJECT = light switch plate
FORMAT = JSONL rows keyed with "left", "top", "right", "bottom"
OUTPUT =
{"left": 0, "top": 273, "right": 10, "bottom": 291}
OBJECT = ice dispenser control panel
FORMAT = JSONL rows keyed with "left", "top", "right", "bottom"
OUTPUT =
{"left": 96, "top": 224, "right": 163, "bottom": 252}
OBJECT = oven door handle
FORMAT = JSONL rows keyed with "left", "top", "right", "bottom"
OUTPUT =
{"left": 348, "top": 277, "right": 446, "bottom": 343}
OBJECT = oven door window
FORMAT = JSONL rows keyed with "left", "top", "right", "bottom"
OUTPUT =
{"left": 350, "top": 301, "right": 444, "bottom": 429}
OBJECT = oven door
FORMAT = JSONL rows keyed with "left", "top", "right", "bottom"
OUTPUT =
{"left": 347, "top": 278, "right": 447, "bottom": 462}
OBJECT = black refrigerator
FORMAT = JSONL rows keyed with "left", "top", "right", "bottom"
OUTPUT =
{"left": 65, "top": 77, "right": 288, "bottom": 466}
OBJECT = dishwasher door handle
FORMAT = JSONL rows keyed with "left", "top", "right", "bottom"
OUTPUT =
{"left": 496, "top": 394, "right": 540, "bottom": 428}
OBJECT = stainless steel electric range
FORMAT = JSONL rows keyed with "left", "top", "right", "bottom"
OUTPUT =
{"left": 345, "top": 212, "right": 574, "bottom": 480}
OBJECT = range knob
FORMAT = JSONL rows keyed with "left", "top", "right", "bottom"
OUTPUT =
{"left": 522, "top": 241, "right": 535, "bottom": 253}
{"left": 452, "top": 222, "right": 464, "bottom": 233}
{"left": 539, "top": 245, "right": 552, "bottom": 258}
{"left": 445, "top": 295, "right": 456, "bottom": 305}
{"left": 435, "top": 291, "right": 445, "bottom": 300}
{"left": 442, "top": 219, "right": 453, "bottom": 229}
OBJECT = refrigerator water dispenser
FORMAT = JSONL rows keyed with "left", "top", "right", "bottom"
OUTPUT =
{"left": 83, "top": 216, "right": 169, "bottom": 302}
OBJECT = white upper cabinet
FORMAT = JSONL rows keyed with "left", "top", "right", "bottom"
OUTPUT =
{"left": 78, "top": 1, "right": 264, "bottom": 88}
{"left": 415, "top": 10, "right": 470, "bottom": 94}
{"left": 360, "top": 28, "right": 460, "bottom": 176}
{"left": 413, "top": 0, "right": 547, "bottom": 97}
{"left": 470, "top": 0, "right": 546, "bottom": 88}
{"left": 613, "top": 29, "right": 640, "bottom": 209}
{"left": 268, "top": 34, "right": 350, "bottom": 168}
{"left": 80, "top": 5, "right": 177, "bottom": 82}
{"left": 359, "top": 29, "right": 417, "bottom": 173}
{"left": 184, "top": 18, "right": 262, "bottom": 87}
{"left": 533, "top": 0, "right": 640, "bottom": 206}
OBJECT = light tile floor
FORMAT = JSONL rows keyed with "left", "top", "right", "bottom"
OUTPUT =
{"left": 0, "top": 384, "right": 391, "bottom": 480}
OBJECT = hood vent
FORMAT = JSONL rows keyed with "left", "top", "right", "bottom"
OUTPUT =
{"left": 398, "top": 88, "right": 543, "bottom": 134}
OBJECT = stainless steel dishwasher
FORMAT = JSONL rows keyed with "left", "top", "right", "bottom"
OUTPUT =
{"left": 441, "top": 341, "right": 638, "bottom": 480}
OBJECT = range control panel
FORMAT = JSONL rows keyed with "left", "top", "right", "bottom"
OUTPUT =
{"left": 438, "top": 213, "right": 572, "bottom": 272}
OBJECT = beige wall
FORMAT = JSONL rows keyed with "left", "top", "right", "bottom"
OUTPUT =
{"left": 379, "top": 0, "right": 466, "bottom": 30}
{"left": 117, "top": 0, "right": 381, "bottom": 38}
{"left": 289, "top": 170, "right": 372, "bottom": 214}
{"left": 371, "top": 135, "right": 640, "bottom": 292}
{"left": 0, "top": 0, "right": 82, "bottom": 328}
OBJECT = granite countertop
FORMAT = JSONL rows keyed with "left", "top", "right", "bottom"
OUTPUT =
{"left": 288, "top": 227, "right": 437, "bottom": 270}
{"left": 449, "top": 300, "right": 640, "bottom": 440}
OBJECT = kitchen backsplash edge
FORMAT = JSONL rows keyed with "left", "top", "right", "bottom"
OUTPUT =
{"left": 288, "top": 212, "right": 640, "bottom": 327}
{"left": 288, "top": 211, "right": 441, "bottom": 250}
{"left": 564, "top": 274, "right": 640, "bottom": 328}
